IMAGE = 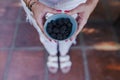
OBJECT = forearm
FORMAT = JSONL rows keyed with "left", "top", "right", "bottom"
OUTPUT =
{"left": 23, "top": 0, "right": 30, "bottom": 5}
{"left": 85, "top": 0, "right": 99, "bottom": 13}
{"left": 23, "top": 0, "right": 38, "bottom": 7}
{"left": 23, "top": 0, "right": 36, "bottom": 4}
{"left": 86, "top": 0, "right": 99, "bottom": 5}
{"left": 22, "top": 0, "right": 38, "bottom": 12}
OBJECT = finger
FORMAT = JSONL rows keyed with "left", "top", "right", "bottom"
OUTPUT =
{"left": 70, "top": 37, "right": 73, "bottom": 41}
{"left": 65, "top": 8, "right": 79, "bottom": 15}
{"left": 39, "top": 16, "right": 53, "bottom": 41}
{"left": 65, "top": 4, "right": 84, "bottom": 15}
{"left": 36, "top": 17, "right": 44, "bottom": 32}
{"left": 68, "top": 18, "right": 81, "bottom": 40}
{"left": 65, "top": 39, "right": 68, "bottom": 42}
{"left": 38, "top": 16, "right": 54, "bottom": 41}
{"left": 76, "top": 18, "right": 87, "bottom": 36}
{"left": 46, "top": 7, "right": 62, "bottom": 14}
{"left": 65, "top": 3, "right": 86, "bottom": 15}
{"left": 38, "top": 21, "right": 51, "bottom": 40}
{"left": 54, "top": 40, "right": 57, "bottom": 43}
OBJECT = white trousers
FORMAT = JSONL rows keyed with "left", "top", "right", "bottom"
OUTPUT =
{"left": 21, "top": 0, "right": 86, "bottom": 56}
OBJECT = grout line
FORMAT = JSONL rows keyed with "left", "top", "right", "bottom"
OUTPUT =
{"left": 0, "top": 21, "right": 26, "bottom": 24}
{"left": 3, "top": 52, "right": 13, "bottom": 80}
{"left": 82, "top": 50, "right": 90, "bottom": 80}
{"left": 0, "top": 47, "right": 43, "bottom": 51}
{"left": 10, "top": 14, "right": 22, "bottom": 49}
{"left": 0, "top": 20, "right": 110, "bottom": 24}
{"left": 14, "top": 47, "right": 44, "bottom": 51}
{"left": 1, "top": 45, "right": 119, "bottom": 51}
{"left": 44, "top": 50, "right": 49, "bottom": 80}
{"left": 3, "top": 7, "right": 22, "bottom": 80}
{"left": 79, "top": 33, "right": 90, "bottom": 80}
{"left": 0, "top": 45, "right": 102, "bottom": 51}
{"left": 0, "top": 48, "right": 10, "bottom": 51}
{"left": 0, "top": 46, "right": 85, "bottom": 51}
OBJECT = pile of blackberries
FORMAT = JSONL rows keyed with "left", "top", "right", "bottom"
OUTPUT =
{"left": 46, "top": 18, "right": 73, "bottom": 40}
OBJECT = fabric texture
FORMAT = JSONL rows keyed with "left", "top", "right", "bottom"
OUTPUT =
{"left": 39, "top": 0, "right": 87, "bottom": 10}
{"left": 21, "top": 0, "right": 87, "bottom": 55}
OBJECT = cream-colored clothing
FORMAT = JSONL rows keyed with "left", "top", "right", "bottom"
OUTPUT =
{"left": 39, "top": 0, "right": 87, "bottom": 10}
{"left": 21, "top": 0, "right": 87, "bottom": 55}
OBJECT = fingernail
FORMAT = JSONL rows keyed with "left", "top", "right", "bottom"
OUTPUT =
{"left": 49, "top": 39, "right": 52, "bottom": 42}
{"left": 65, "top": 40, "right": 68, "bottom": 42}
{"left": 64, "top": 10, "right": 70, "bottom": 13}
{"left": 56, "top": 10, "right": 62, "bottom": 12}
{"left": 54, "top": 40, "right": 57, "bottom": 43}
{"left": 70, "top": 38, "right": 72, "bottom": 41}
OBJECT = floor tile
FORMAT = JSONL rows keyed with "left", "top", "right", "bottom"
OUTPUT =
{"left": 0, "top": 0, "right": 11, "bottom": 8}
{"left": 0, "top": 0, "right": 20, "bottom": 22}
{"left": 48, "top": 49, "right": 85, "bottom": 80}
{"left": 89, "top": 1, "right": 107, "bottom": 22}
{"left": 82, "top": 24, "right": 116, "bottom": 47}
{"left": 7, "top": 50, "right": 46, "bottom": 80}
{"left": 0, "top": 50, "right": 9, "bottom": 80}
{"left": 105, "top": 0, "right": 120, "bottom": 21}
{"left": 0, "top": 23, "right": 16, "bottom": 48}
{"left": 86, "top": 49, "right": 120, "bottom": 80}
{"left": 71, "top": 34, "right": 81, "bottom": 47}
{"left": 0, "top": 5, "right": 20, "bottom": 22}
{"left": 15, "top": 23, "right": 42, "bottom": 48}
{"left": 0, "top": 0, "right": 20, "bottom": 8}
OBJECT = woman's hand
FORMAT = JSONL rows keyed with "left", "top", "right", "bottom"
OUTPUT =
{"left": 65, "top": 0, "right": 99, "bottom": 40}
{"left": 31, "top": 1, "right": 61, "bottom": 41}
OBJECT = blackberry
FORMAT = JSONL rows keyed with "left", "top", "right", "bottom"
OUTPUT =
{"left": 64, "top": 18, "right": 70, "bottom": 24}
{"left": 63, "top": 35, "right": 67, "bottom": 39}
{"left": 60, "top": 26, "right": 67, "bottom": 31}
{"left": 53, "top": 28, "right": 59, "bottom": 33}
{"left": 47, "top": 27, "right": 52, "bottom": 34}
{"left": 57, "top": 34, "right": 63, "bottom": 40}
{"left": 46, "top": 24, "right": 53, "bottom": 34}
{"left": 56, "top": 18, "right": 63, "bottom": 25}
{"left": 67, "top": 23, "right": 72, "bottom": 27}
{"left": 51, "top": 20, "right": 56, "bottom": 26}
{"left": 47, "top": 22, "right": 53, "bottom": 28}
{"left": 46, "top": 17, "right": 73, "bottom": 40}
{"left": 50, "top": 33, "right": 57, "bottom": 39}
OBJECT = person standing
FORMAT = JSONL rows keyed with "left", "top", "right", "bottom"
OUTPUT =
{"left": 21, "top": 0, "right": 99, "bottom": 73}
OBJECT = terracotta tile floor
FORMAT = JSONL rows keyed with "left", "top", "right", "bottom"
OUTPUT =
{"left": 0, "top": 0, "right": 120, "bottom": 80}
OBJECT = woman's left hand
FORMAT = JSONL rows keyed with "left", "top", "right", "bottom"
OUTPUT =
{"left": 65, "top": 0, "right": 99, "bottom": 40}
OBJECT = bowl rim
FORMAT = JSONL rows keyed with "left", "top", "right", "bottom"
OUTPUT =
{"left": 44, "top": 13, "right": 77, "bottom": 41}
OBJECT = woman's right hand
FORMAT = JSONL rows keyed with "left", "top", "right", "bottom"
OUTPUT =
{"left": 31, "top": 1, "right": 61, "bottom": 40}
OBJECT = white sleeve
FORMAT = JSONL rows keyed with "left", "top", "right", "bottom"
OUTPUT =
{"left": 21, "top": 0, "right": 33, "bottom": 22}
{"left": 54, "top": 0, "right": 87, "bottom": 10}
{"left": 20, "top": 0, "right": 42, "bottom": 34}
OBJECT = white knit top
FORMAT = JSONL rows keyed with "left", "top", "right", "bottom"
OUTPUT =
{"left": 39, "top": 0, "right": 87, "bottom": 10}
